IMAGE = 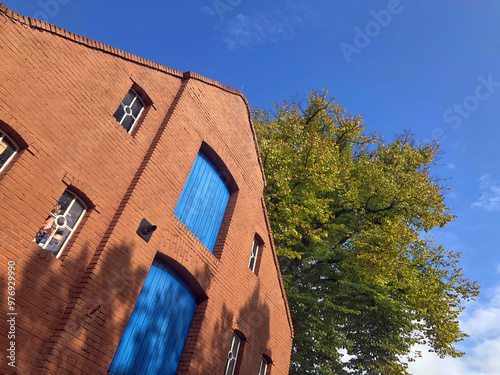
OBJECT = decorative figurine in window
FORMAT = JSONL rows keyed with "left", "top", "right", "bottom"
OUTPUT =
{"left": 32, "top": 191, "right": 86, "bottom": 257}
{"left": 33, "top": 205, "right": 61, "bottom": 248}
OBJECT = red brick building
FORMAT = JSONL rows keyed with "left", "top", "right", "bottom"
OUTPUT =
{"left": 0, "top": 4, "right": 293, "bottom": 374}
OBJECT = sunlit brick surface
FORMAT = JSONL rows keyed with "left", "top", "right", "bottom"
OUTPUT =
{"left": 0, "top": 4, "right": 293, "bottom": 374}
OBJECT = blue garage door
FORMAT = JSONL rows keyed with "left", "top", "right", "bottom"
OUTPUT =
{"left": 108, "top": 259, "right": 198, "bottom": 375}
{"left": 174, "top": 151, "right": 231, "bottom": 252}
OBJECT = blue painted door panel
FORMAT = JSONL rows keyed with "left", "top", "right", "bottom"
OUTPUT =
{"left": 174, "top": 152, "right": 230, "bottom": 252}
{"left": 108, "top": 259, "right": 198, "bottom": 375}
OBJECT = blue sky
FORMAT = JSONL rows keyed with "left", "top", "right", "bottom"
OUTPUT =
{"left": 5, "top": 0, "right": 500, "bottom": 372}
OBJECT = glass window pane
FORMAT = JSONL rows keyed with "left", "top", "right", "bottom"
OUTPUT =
{"left": 249, "top": 256, "right": 255, "bottom": 271}
{"left": 113, "top": 105, "right": 125, "bottom": 123}
{"left": 121, "top": 115, "right": 134, "bottom": 132}
{"left": 45, "top": 227, "right": 70, "bottom": 254}
{"left": 253, "top": 241, "right": 259, "bottom": 256}
{"left": 55, "top": 191, "right": 75, "bottom": 215}
{"left": 123, "top": 90, "right": 135, "bottom": 105}
{"left": 225, "top": 334, "right": 241, "bottom": 375}
{"left": 225, "top": 359, "right": 235, "bottom": 375}
{"left": 33, "top": 190, "right": 86, "bottom": 257}
{"left": 260, "top": 358, "right": 268, "bottom": 375}
{"left": 56, "top": 215, "right": 67, "bottom": 227}
{"left": 249, "top": 240, "right": 259, "bottom": 271}
{"left": 66, "top": 199, "right": 85, "bottom": 228}
{"left": 131, "top": 97, "right": 144, "bottom": 117}
{"left": 232, "top": 335, "right": 240, "bottom": 355}
{"left": 0, "top": 137, "right": 16, "bottom": 169}
{"left": 33, "top": 216, "right": 56, "bottom": 246}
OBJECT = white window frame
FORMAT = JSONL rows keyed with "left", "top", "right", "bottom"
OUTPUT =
{"left": 259, "top": 357, "right": 269, "bottom": 375}
{"left": 0, "top": 130, "right": 18, "bottom": 173}
{"left": 248, "top": 239, "right": 260, "bottom": 272}
{"left": 224, "top": 333, "right": 242, "bottom": 375}
{"left": 33, "top": 190, "right": 86, "bottom": 258}
{"left": 113, "top": 88, "right": 145, "bottom": 133}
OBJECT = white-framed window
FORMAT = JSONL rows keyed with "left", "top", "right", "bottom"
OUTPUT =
{"left": 259, "top": 357, "right": 269, "bottom": 375}
{"left": 248, "top": 239, "right": 260, "bottom": 272}
{"left": 113, "top": 88, "right": 145, "bottom": 133}
{"left": 0, "top": 130, "right": 18, "bottom": 173}
{"left": 33, "top": 190, "right": 86, "bottom": 258}
{"left": 224, "top": 333, "right": 242, "bottom": 375}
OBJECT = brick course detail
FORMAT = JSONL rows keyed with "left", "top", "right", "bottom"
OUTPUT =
{"left": 0, "top": 4, "right": 293, "bottom": 374}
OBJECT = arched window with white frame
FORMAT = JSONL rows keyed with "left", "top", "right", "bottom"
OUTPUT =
{"left": 224, "top": 332, "right": 246, "bottom": 375}
{"left": 248, "top": 238, "right": 260, "bottom": 272}
{"left": 0, "top": 130, "right": 18, "bottom": 173}
{"left": 33, "top": 189, "right": 86, "bottom": 258}
{"left": 113, "top": 87, "right": 145, "bottom": 133}
{"left": 248, "top": 235, "right": 264, "bottom": 274}
{"left": 259, "top": 355, "right": 272, "bottom": 375}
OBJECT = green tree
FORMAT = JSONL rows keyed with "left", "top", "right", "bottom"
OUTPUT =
{"left": 253, "top": 90, "right": 480, "bottom": 375}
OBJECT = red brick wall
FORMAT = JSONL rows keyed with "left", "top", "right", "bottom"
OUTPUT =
{"left": 0, "top": 4, "right": 292, "bottom": 374}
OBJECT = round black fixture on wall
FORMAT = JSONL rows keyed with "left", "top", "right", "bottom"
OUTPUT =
{"left": 137, "top": 218, "right": 157, "bottom": 243}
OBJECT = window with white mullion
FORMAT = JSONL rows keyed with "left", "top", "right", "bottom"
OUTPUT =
{"left": 0, "top": 130, "right": 18, "bottom": 173}
{"left": 33, "top": 190, "right": 86, "bottom": 258}
{"left": 259, "top": 357, "right": 269, "bottom": 375}
{"left": 248, "top": 239, "right": 259, "bottom": 272}
{"left": 113, "top": 88, "right": 145, "bottom": 133}
{"left": 224, "top": 334, "right": 242, "bottom": 375}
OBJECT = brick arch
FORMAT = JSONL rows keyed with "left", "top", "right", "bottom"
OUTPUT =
{"left": 61, "top": 172, "right": 100, "bottom": 212}
{"left": 108, "top": 257, "right": 199, "bottom": 375}
{"left": 154, "top": 251, "right": 209, "bottom": 301}
{"left": 145, "top": 252, "right": 212, "bottom": 374}
{"left": 0, "top": 111, "right": 34, "bottom": 150}
{"left": 200, "top": 140, "right": 239, "bottom": 193}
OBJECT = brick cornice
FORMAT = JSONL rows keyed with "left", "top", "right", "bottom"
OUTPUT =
{"left": 0, "top": 3, "right": 268, "bottom": 186}
{"left": 0, "top": 3, "right": 183, "bottom": 78}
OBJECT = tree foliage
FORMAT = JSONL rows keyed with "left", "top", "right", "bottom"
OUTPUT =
{"left": 253, "top": 90, "right": 480, "bottom": 374}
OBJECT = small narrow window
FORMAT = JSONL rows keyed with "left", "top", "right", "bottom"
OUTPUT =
{"left": 33, "top": 190, "right": 86, "bottom": 258}
{"left": 259, "top": 357, "right": 269, "bottom": 375}
{"left": 248, "top": 239, "right": 259, "bottom": 272}
{"left": 113, "top": 88, "right": 145, "bottom": 133}
{"left": 224, "top": 333, "right": 242, "bottom": 375}
{"left": 0, "top": 130, "right": 18, "bottom": 173}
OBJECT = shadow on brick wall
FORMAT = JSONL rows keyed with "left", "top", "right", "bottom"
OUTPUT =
{"left": 3, "top": 240, "right": 90, "bottom": 374}
{"left": 4, "top": 240, "right": 146, "bottom": 374}
{"left": 200, "top": 284, "right": 271, "bottom": 374}
{"left": 76, "top": 240, "right": 146, "bottom": 373}
{"left": 2, "top": 238, "right": 272, "bottom": 374}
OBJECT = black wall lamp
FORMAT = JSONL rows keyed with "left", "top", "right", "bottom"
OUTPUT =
{"left": 137, "top": 218, "right": 157, "bottom": 243}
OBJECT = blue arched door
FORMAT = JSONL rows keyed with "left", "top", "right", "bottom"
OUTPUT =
{"left": 109, "top": 259, "right": 198, "bottom": 375}
{"left": 174, "top": 151, "right": 231, "bottom": 252}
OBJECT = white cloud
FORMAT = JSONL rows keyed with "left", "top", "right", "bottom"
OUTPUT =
{"left": 460, "top": 287, "right": 500, "bottom": 340}
{"left": 408, "top": 286, "right": 500, "bottom": 375}
{"left": 216, "top": 0, "right": 316, "bottom": 49}
{"left": 338, "top": 348, "right": 355, "bottom": 363}
{"left": 220, "top": 11, "right": 295, "bottom": 49}
{"left": 407, "top": 338, "right": 500, "bottom": 375}
{"left": 471, "top": 175, "right": 500, "bottom": 211}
